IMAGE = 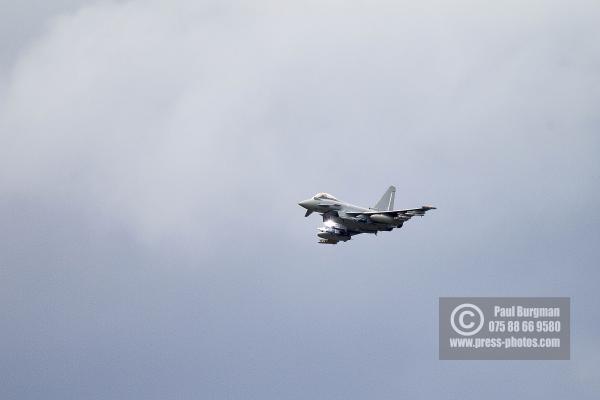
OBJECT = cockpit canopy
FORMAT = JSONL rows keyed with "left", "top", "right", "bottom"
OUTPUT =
{"left": 313, "top": 192, "right": 338, "bottom": 201}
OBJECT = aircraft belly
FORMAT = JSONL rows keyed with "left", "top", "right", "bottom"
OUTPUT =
{"left": 339, "top": 217, "right": 395, "bottom": 232}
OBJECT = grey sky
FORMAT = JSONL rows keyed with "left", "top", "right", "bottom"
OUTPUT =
{"left": 1, "top": 1, "right": 599, "bottom": 399}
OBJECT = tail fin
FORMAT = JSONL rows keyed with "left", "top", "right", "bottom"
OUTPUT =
{"left": 372, "top": 186, "right": 396, "bottom": 211}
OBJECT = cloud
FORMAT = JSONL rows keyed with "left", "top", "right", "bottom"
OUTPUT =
{"left": 1, "top": 1, "right": 600, "bottom": 399}
{"left": 2, "top": 0, "right": 599, "bottom": 242}
{"left": 1, "top": 1, "right": 278, "bottom": 238}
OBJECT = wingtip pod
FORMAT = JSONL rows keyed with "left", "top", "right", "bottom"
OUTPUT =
{"left": 423, "top": 205, "right": 436, "bottom": 210}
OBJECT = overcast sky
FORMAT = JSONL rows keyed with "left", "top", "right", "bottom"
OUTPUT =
{"left": 1, "top": 1, "right": 600, "bottom": 399}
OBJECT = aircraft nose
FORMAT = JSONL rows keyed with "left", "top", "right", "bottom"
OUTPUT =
{"left": 298, "top": 199, "right": 312, "bottom": 209}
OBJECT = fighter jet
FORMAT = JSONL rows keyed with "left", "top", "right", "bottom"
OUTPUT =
{"left": 298, "top": 186, "right": 435, "bottom": 244}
